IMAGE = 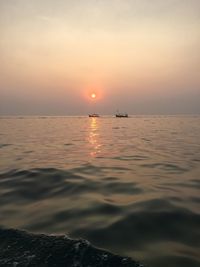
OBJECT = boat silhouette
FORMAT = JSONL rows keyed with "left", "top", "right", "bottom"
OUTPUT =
{"left": 89, "top": 114, "right": 100, "bottom": 117}
{"left": 115, "top": 111, "right": 128, "bottom": 117}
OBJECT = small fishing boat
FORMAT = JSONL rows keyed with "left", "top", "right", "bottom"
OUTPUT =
{"left": 115, "top": 111, "right": 128, "bottom": 118}
{"left": 89, "top": 114, "right": 100, "bottom": 117}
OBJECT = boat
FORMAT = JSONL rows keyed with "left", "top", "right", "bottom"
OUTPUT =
{"left": 115, "top": 111, "right": 128, "bottom": 118}
{"left": 116, "top": 113, "right": 128, "bottom": 117}
{"left": 89, "top": 114, "right": 100, "bottom": 117}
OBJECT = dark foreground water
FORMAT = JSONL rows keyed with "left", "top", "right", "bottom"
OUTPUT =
{"left": 0, "top": 116, "right": 200, "bottom": 267}
{"left": 0, "top": 228, "right": 142, "bottom": 267}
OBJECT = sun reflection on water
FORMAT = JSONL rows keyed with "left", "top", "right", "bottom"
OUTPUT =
{"left": 89, "top": 118, "right": 101, "bottom": 157}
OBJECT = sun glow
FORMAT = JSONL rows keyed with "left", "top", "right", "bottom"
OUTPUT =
{"left": 91, "top": 93, "right": 96, "bottom": 99}
{"left": 83, "top": 87, "right": 104, "bottom": 102}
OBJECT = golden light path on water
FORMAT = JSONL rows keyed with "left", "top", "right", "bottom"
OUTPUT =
{"left": 89, "top": 117, "right": 101, "bottom": 158}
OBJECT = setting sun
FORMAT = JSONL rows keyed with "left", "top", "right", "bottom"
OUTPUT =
{"left": 91, "top": 93, "right": 96, "bottom": 99}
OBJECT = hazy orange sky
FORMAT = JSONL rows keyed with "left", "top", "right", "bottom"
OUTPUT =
{"left": 0, "top": 0, "right": 200, "bottom": 115}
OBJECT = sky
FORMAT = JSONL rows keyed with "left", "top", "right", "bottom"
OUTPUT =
{"left": 0, "top": 0, "right": 200, "bottom": 115}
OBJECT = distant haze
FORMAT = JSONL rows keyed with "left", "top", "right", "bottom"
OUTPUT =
{"left": 0, "top": 0, "right": 200, "bottom": 115}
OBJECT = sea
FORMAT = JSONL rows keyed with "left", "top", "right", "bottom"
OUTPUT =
{"left": 0, "top": 116, "right": 200, "bottom": 267}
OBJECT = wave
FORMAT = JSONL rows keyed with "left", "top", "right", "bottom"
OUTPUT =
{"left": 0, "top": 168, "right": 142, "bottom": 204}
{"left": 0, "top": 167, "right": 200, "bottom": 267}
{"left": 0, "top": 228, "right": 143, "bottom": 267}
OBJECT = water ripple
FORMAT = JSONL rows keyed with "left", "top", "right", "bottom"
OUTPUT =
{"left": 0, "top": 116, "right": 200, "bottom": 267}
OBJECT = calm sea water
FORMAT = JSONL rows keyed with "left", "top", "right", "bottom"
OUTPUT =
{"left": 0, "top": 116, "right": 200, "bottom": 267}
